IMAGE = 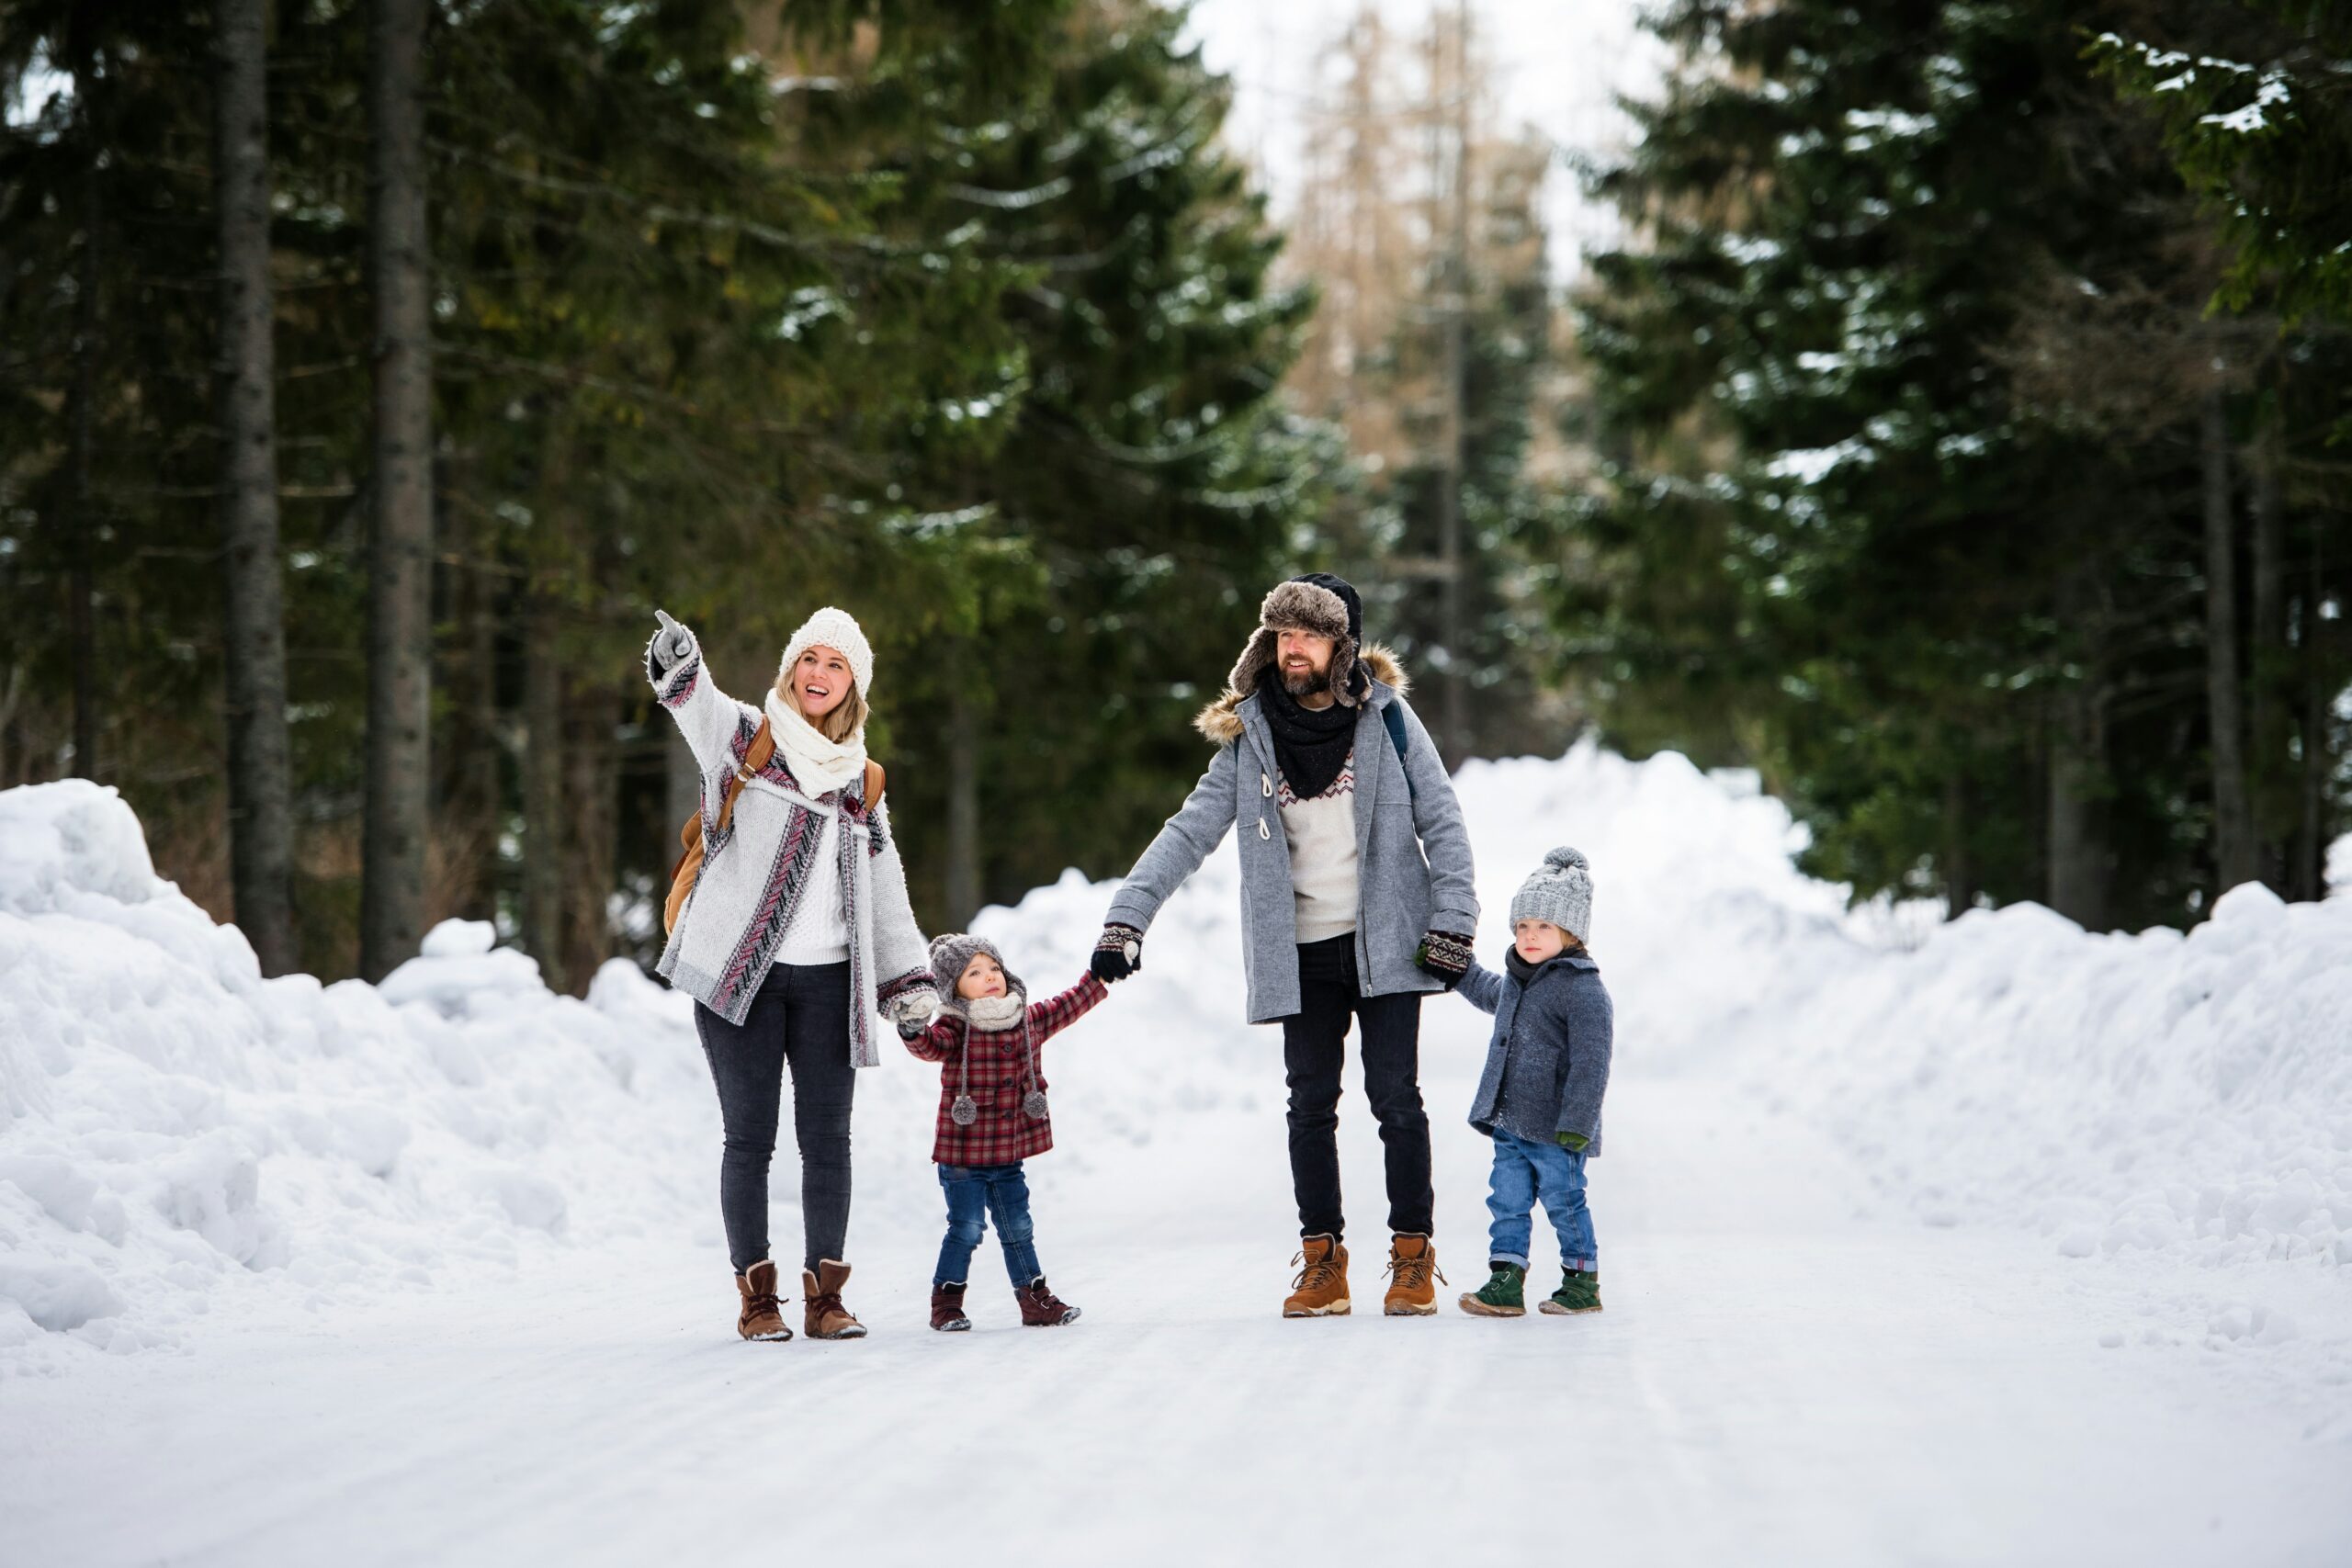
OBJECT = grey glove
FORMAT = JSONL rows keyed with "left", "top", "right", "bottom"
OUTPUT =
{"left": 887, "top": 985, "right": 940, "bottom": 1033}
{"left": 648, "top": 608, "right": 695, "bottom": 675}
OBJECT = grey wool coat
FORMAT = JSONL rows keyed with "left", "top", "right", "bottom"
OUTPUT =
{"left": 1457, "top": 952, "right": 1614, "bottom": 1154}
{"left": 1106, "top": 647, "right": 1479, "bottom": 1024}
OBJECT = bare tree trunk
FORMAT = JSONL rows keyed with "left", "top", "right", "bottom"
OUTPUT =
{"left": 2293, "top": 536, "right": 2331, "bottom": 902}
{"left": 359, "top": 0, "right": 435, "bottom": 981}
{"left": 437, "top": 501, "right": 503, "bottom": 922}
{"left": 561, "top": 677, "right": 620, "bottom": 995}
{"left": 64, "top": 22, "right": 104, "bottom": 780}
{"left": 1941, "top": 771, "right": 1974, "bottom": 920}
{"left": 2046, "top": 561, "right": 2110, "bottom": 930}
{"left": 2201, "top": 389, "right": 2257, "bottom": 896}
{"left": 2248, "top": 402, "right": 2289, "bottom": 893}
{"left": 213, "top": 0, "right": 297, "bottom": 976}
{"left": 944, "top": 677, "right": 981, "bottom": 928}
{"left": 519, "top": 589, "right": 565, "bottom": 991}
{"left": 2047, "top": 683, "right": 2111, "bottom": 931}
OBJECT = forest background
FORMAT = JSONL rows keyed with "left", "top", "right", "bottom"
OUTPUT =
{"left": 2, "top": 0, "right": 2345, "bottom": 987}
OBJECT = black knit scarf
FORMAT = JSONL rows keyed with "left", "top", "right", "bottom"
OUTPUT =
{"left": 1258, "top": 666, "right": 1355, "bottom": 800}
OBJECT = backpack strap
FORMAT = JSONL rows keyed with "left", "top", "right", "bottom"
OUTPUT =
{"left": 717, "top": 716, "right": 776, "bottom": 835}
{"left": 1382, "top": 701, "right": 1415, "bottom": 805}
{"left": 863, "top": 759, "right": 886, "bottom": 810}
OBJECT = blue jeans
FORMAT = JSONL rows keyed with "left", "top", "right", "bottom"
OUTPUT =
{"left": 934, "top": 1163, "right": 1043, "bottom": 1289}
{"left": 1484, "top": 1129, "right": 1597, "bottom": 1271}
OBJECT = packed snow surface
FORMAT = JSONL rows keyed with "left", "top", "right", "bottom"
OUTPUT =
{"left": 3, "top": 748, "right": 2349, "bottom": 1564}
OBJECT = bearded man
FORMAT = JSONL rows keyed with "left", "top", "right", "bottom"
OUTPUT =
{"left": 1092, "top": 574, "right": 1480, "bottom": 1317}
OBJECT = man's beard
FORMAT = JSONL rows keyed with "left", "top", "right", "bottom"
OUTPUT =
{"left": 1280, "top": 661, "right": 1331, "bottom": 698}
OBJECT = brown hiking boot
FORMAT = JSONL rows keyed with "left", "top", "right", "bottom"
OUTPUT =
{"left": 1382, "top": 1233, "right": 1444, "bottom": 1316}
{"left": 734, "top": 1260, "right": 793, "bottom": 1342}
{"left": 1283, "top": 1234, "right": 1351, "bottom": 1317}
{"left": 1015, "top": 1276, "right": 1080, "bottom": 1326}
{"left": 930, "top": 1282, "right": 971, "bottom": 1333}
{"left": 801, "top": 1259, "right": 867, "bottom": 1339}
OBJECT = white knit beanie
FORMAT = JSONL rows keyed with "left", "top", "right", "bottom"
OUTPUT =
{"left": 1510, "top": 847, "right": 1594, "bottom": 942}
{"left": 778, "top": 606, "right": 875, "bottom": 700}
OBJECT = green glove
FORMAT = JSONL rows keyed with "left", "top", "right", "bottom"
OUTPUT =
{"left": 1555, "top": 1132, "right": 1589, "bottom": 1153}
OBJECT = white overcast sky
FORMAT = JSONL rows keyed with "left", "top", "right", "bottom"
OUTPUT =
{"left": 1180, "top": 0, "right": 1665, "bottom": 280}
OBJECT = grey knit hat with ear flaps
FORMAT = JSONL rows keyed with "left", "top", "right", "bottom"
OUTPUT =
{"left": 1224, "top": 572, "right": 1373, "bottom": 707}
{"left": 1510, "top": 847, "right": 1594, "bottom": 943}
{"left": 929, "top": 933, "right": 1025, "bottom": 1003}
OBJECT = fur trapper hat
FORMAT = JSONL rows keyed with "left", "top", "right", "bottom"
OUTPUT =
{"left": 778, "top": 606, "right": 875, "bottom": 701}
{"left": 1224, "top": 573, "right": 1371, "bottom": 710}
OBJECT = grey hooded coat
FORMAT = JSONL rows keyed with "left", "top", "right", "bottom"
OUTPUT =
{"left": 1105, "top": 648, "right": 1479, "bottom": 1024}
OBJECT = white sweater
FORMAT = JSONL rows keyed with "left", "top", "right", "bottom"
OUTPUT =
{"left": 775, "top": 811, "right": 849, "bottom": 965}
{"left": 1278, "top": 750, "right": 1361, "bottom": 945}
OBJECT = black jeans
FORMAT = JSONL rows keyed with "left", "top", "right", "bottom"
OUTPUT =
{"left": 692, "top": 960, "right": 855, "bottom": 1275}
{"left": 1280, "top": 933, "right": 1432, "bottom": 1240}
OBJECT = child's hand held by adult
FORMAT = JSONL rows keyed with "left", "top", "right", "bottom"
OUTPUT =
{"left": 1414, "top": 929, "right": 1473, "bottom": 987}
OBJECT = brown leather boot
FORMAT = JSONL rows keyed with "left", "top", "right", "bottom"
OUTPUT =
{"left": 734, "top": 1260, "right": 793, "bottom": 1342}
{"left": 1015, "top": 1276, "right": 1080, "bottom": 1326}
{"left": 801, "top": 1259, "right": 867, "bottom": 1339}
{"left": 930, "top": 1282, "right": 971, "bottom": 1332}
{"left": 1381, "top": 1233, "right": 1444, "bottom": 1316}
{"left": 1283, "top": 1234, "right": 1351, "bottom": 1317}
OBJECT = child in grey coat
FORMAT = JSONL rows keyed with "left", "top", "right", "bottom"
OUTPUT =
{"left": 1452, "top": 847, "right": 1612, "bottom": 1317}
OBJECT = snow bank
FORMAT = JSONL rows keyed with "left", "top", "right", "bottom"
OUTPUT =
{"left": 4, "top": 747, "right": 2346, "bottom": 1371}
{"left": 0, "top": 782, "right": 728, "bottom": 1369}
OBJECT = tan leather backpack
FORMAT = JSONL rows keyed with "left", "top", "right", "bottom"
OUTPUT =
{"left": 662, "top": 719, "right": 884, "bottom": 935}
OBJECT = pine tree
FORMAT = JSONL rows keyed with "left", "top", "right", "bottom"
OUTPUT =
{"left": 1571, "top": 0, "right": 2349, "bottom": 929}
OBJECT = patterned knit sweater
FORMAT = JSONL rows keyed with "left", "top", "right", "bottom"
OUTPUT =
{"left": 647, "top": 623, "right": 934, "bottom": 1063}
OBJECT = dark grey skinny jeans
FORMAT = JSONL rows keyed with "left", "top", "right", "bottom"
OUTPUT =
{"left": 691, "top": 960, "right": 855, "bottom": 1276}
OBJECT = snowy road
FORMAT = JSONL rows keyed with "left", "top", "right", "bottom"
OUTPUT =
{"left": 9, "top": 1075, "right": 2346, "bottom": 1568}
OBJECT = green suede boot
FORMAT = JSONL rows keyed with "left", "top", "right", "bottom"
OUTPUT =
{"left": 1540, "top": 1268, "right": 1602, "bottom": 1315}
{"left": 1457, "top": 1261, "right": 1526, "bottom": 1317}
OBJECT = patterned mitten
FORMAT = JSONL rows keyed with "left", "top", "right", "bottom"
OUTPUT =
{"left": 1414, "top": 930, "right": 1473, "bottom": 987}
{"left": 1091, "top": 923, "right": 1144, "bottom": 983}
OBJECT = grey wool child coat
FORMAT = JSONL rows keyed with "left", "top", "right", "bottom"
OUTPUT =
{"left": 1457, "top": 951, "right": 1614, "bottom": 1154}
{"left": 1106, "top": 648, "right": 1479, "bottom": 1024}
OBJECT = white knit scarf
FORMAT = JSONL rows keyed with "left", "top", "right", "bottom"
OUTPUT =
{"left": 763, "top": 689, "right": 867, "bottom": 797}
{"left": 960, "top": 992, "right": 1026, "bottom": 1031}
{"left": 940, "top": 986, "right": 1028, "bottom": 1031}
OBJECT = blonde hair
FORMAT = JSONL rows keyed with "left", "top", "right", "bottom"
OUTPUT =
{"left": 773, "top": 669, "right": 867, "bottom": 744}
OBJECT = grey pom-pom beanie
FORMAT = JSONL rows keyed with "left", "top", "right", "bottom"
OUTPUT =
{"left": 929, "top": 932, "right": 1025, "bottom": 1001}
{"left": 1510, "top": 847, "right": 1594, "bottom": 942}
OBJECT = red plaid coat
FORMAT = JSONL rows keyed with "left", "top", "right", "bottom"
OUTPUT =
{"left": 904, "top": 974, "right": 1108, "bottom": 1166}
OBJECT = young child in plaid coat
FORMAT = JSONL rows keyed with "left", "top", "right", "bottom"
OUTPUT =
{"left": 900, "top": 933, "right": 1112, "bottom": 1330}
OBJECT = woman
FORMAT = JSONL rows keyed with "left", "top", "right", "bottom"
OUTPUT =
{"left": 646, "top": 604, "right": 936, "bottom": 1342}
